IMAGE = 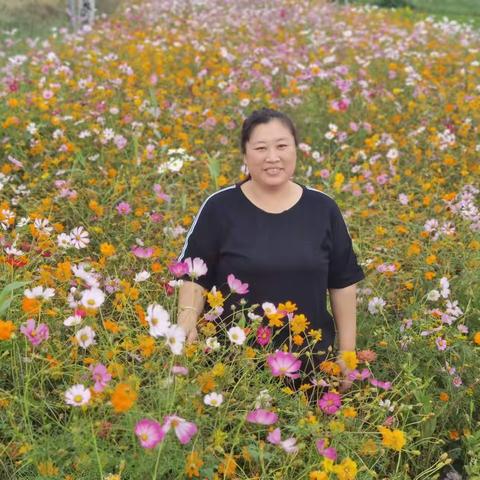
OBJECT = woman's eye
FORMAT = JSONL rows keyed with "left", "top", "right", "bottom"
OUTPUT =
{"left": 256, "top": 147, "right": 266, "bottom": 151}
{"left": 278, "top": 144, "right": 287, "bottom": 148}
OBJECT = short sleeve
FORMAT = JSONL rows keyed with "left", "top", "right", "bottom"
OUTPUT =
{"left": 327, "top": 203, "right": 365, "bottom": 289}
{"left": 177, "top": 197, "right": 220, "bottom": 291}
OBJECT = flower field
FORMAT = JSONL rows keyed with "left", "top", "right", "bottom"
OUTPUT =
{"left": 1, "top": 0, "right": 479, "bottom": 478}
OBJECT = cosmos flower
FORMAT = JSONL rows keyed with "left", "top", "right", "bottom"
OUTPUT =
{"left": 227, "top": 326, "right": 246, "bottom": 345}
{"left": 134, "top": 419, "right": 165, "bottom": 449}
{"left": 162, "top": 415, "right": 197, "bottom": 444}
{"left": 20, "top": 319, "right": 49, "bottom": 346}
{"left": 246, "top": 409, "right": 278, "bottom": 425}
{"left": 204, "top": 392, "right": 223, "bottom": 407}
{"left": 227, "top": 273, "right": 249, "bottom": 294}
{"left": 317, "top": 392, "right": 341, "bottom": 415}
{"left": 65, "top": 384, "right": 91, "bottom": 407}
{"left": 266, "top": 351, "right": 301, "bottom": 379}
{"left": 146, "top": 303, "right": 170, "bottom": 338}
{"left": 75, "top": 326, "right": 96, "bottom": 348}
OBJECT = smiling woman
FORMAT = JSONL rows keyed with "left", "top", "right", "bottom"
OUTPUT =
{"left": 175, "top": 107, "right": 366, "bottom": 396}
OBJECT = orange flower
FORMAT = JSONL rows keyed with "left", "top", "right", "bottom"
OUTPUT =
{"left": 217, "top": 454, "right": 237, "bottom": 478}
{"left": 184, "top": 451, "right": 204, "bottom": 479}
{"left": 111, "top": 383, "right": 137, "bottom": 413}
{"left": 197, "top": 372, "right": 216, "bottom": 393}
{"left": 473, "top": 332, "right": 480, "bottom": 345}
{"left": 293, "top": 334, "right": 304, "bottom": 346}
{"left": 138, "top": 336, "right": 156, "bottom": 358}
{"left": 0, "top": 320, "right": 15, "bottom": 340}
{"left": 22, "top": 297, "right": 40, "bottom": 315}
{"left": 320, "top": 361, "right": 341, "bottom": 376}
{"left": 103, "top": 319, "right": 122, "bottom": 333}
{"left": 134, "top": 304, "right": 147, "bottom": 326}
{"left": 439, "top": 392, "right": 449, "bottom": 402}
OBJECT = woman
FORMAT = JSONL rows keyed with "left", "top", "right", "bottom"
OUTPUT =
{"left": 176, "top": 108, "right": 365, "bottom": 392}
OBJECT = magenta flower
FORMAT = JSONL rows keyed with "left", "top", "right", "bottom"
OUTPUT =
{"left": 267, "top": 428, "right": 281, "bottom": 445}
{"left": 317, "top": 392, "right": 341, "bottom": 415}
{"left": 168, "top": 261, "right": 189, "bottom": 278}
{"left": 246, "top": 409, "right": 278, "bottom": 425}
{"left": 131, "top": 245, "right": 154, "bottom": 258}
{"left": 171, "top": 365, "right": 189, "bottom": 376}
{"left": 266, "top": 351, "right": 301, "bottom": 379}
{"left": 134, "top": 419, "right": 165, "bottom": 449}
{"left": 369, "top": 378, "right": 392, "bottom": 390}
{"left": 116, "top": 202, "right": 132, "bottom": 215}
{"left": 227, "top": 273, "right": 249, "bottom": 294}
{"left": 89, "top": 363, "right": 112, "bottom": 392}
{"left": 316, "top": 438, "right": 337, "bottom": 461}
{"left": 256, "top": 325, "right": 272, "bottom": 347}
{"left": 20, "top": 319, "right": 49, "bottom": 346}
{"left": 162, "top": 415, "right": 197, "bottom": 444}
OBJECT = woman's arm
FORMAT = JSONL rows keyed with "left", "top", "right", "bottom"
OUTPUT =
{"left": 177, "top": 280, "right": 206, "bottom": 343}
{"left": 328, "top": 283, "right": 358, "bottom": 391}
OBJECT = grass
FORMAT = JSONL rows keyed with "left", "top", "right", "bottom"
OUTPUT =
{"left": 347, "top": 0, "right": 480, "bottom": 28}
{"left": 0, "top": 0, "right": 119, "bottom": 37}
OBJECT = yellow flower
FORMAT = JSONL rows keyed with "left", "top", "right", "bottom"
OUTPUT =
{"left": 37, "top": 460, "right": 59, "bottom": 477}
{"left": 100, "top": 242, "right": 116, "bottom": 257}
{"left": 291, "top": 313, "right": 310, "bottom": 334}
{"left": 342, "top": 407, "right": 357, "bottom": 418}
{"left": 333, "top": 457, "right": 358, "bottom": 480}
{"left": 211, "top": 363, "right": 226, "bottom": 377}
{"left": 207, "top": 288, "right": 224, "bottom": 308}
{"left": 360, "top": 438, "right": 378, "bottom": 456}
{"left": 378, "top": 426, "right": 407, "bottom": 451}
{"left": 309, "top": 472, "right": 328, "bottom": 480}
{"left": 340, "top": 351, "right": 358, "bottom": 370}
{"left": 308, "top": 329, "right": 323, "bottom": 341}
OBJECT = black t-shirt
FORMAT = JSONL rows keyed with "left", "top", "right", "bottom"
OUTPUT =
{"left": 178, "top": 180, "right": 365, "bottom": 359}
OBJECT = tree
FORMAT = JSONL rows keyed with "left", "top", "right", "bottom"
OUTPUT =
{"left": 67, "top": 0, "right": 96, "bottom": 31}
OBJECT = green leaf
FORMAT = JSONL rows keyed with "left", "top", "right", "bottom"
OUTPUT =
{"left": 0, "top": 280, "right": 30, "bottom": 316}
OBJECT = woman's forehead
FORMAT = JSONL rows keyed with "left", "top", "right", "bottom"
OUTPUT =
{"left": 248, "top": 120, "right": 293, "bottom": 143}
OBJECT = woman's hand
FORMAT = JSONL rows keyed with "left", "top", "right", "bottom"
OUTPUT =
{"left": 177, "top": 310, "right": 199, "bottom": 344}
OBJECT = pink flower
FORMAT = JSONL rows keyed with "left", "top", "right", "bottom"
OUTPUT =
{"left": 369, "top": 378, "right": 392, "bottom": 390}
{"left": 162, "top": 415, "right": 197, "bottom": 444}
{"left": 347, "top": 368, "right": 371, "bottom": 381}
{"left": 436, "top": 337, "right": 447, "bottom": 351}
{"left": 246, "top": 409, "right": 278, "bottom": 425}
{"left": 168, "top": 261, "right": 189, "bottom": 278}
{"left": 134, "top": 419, "right": 165, "bottom": 449}
{"left": 131, "top": 246, "right": 154, "bottom": 258}
{"left": 171, "top": 365, "right": 189, "bottom": 376}
{"left": 116, "top": 201, "right": 132, "bottom": 215}
{"left": 89, "top": 363, "right": 112, "bottom": 392}
{"left": 20, "top": 319, "right": 49, "bottom": 346}
{"left": 316, "top": 438, "right": 337, "bottom": 461}
{"left": 184, "top": 257, "right": 208, "bottom": 279}
{"left": 267, "top": 428, "right": 298, "bottom": 454}
{"left": 266, "top": 351, "right": 301, "bottom": 379}
{"left": 256, "top": 325, "right": 271, "bottom": 347}
{"left": 320, "top": 169, "right": 330, "bottom": 179}
{"left": 317, "top": 392, "right": 341, "bottom": 415}
{"left": 227, "top": 274, "right": 249, "bottom": 294}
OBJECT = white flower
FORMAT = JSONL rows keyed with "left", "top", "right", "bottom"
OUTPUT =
{"left": 168, "top": 279, "right": 184, "bottom": 288}
{"left": 247, "top": 312, "right": 262, "bottom": 321}
{"left": 368, "top": 297, "right": 386, "bottom": 315}
{"left": 184, "top": 257, "right": 208, "bottom": 279}
{"left": 254, "top": 389, "right": 273, "bottom": 409}
{"left": 439, "top": 277, "right": 450, "bottom": 298}
{"left": 63, "top": 314, "right": 83, "bottom": 327}
{"left": 80, "top": 287, "right": 105, "bottom": 309}
{"left": 34, "top": 218, "right": 53, "bottom": 234}
{"left": 70, "top": 226, "right": 90, "bottom": 249}
{"left": 262, "top": 302, "right": 276, "bottom": 315}
{"left": 386, "top": 148, "right": 399, "bottom": 160}
{"left": 57, "top": 232, "right": 72, "bottom": 248}
{"left": 5, "top": 245, "right": 24, "bottom": 256}
{"left": 205, "top": 336, "right": 221, "bottom": 350}
{"left": 134, "top": 270, "right": 151, "bottom": 282}
{"left": 427, "top": 290, "right": 441, "bottom": 302}
{"left": 165, "top": 324, "right": 186, "bottom": 355}
{"left": 65, "top": 384, "right": 91, "bottom": 406}
{"left": 227, "top": 326, "right": 246, "bottom": 345}
{"left": 24, "top": 286, "right": 55, "bottom": 300}
{"left": 204, "top": 392, "right": 223, "bottom": 407}
{"left": 75, "top": 326, "right": 96, "bottom": 348}
{"left": 146, "top": 303, "right": 170, "bottom": 338}
{"left": 26, "top": 122, "right": 37, "bottom": 135}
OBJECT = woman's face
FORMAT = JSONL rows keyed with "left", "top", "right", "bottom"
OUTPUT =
{"left": 243, "top": 119, "right": 297, "bottom": 188}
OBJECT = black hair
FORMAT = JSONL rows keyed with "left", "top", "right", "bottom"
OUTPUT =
{"left": 240, "top": 107, "right": 299, "bottom": 155}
